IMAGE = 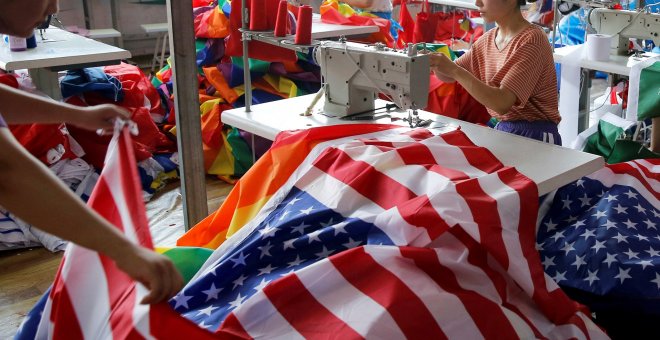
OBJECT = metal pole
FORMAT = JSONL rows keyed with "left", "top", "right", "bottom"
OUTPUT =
{"left": 242, "top": 0, "right": 253, "bottom": 112}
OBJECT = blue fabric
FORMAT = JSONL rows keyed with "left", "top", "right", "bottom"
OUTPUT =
{"left": 173, "top": 186, "right": 392, "bottom": 328}
{"left": 14, "top": 286, "right": 50, "bottom": 340}
{"left": 60, "top": 67, "right": 123, "bottom": 101}
{"left": 234, "top": 89, "right": 284, "bottom": 108}
{"left": 555, "top": 9, "right": 589, "bottom": 46}
{"left": 537, "top": 170, "right": 660, "bottom": 315}
{"left": 196, "top": 38, "right": 225, "bottom": 67}
{"left": 0, "top": 112, "right": 6, "bottom": 128}
{"left": 495, "top": 120, "right": 562, "bottom": 145}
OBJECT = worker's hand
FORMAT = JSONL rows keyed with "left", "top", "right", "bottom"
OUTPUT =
{"left": 429, "top": 53, "right": 455, "bottom": 74}
{"left": 70, "top": 104, "right": 130, "bottom": 134}
{"left": 114, "top": 245, "right": 184, "bottom": 304}
{"left": 428, "top": 52, "right": 458, "bottom": 83}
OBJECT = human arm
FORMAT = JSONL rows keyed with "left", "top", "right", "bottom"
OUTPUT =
{"left": 0, "top": 129, "right": 183, "bottom": 303}
{"left": 429, "top": 52, "right": 517, "bottom": 115}
{"left": 0, "top": 84, "right": 128, "bottom": 133}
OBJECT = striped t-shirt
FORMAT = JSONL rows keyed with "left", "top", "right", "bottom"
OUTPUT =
{"left": 455, "top": 25, "right": 561, "bottom": 124}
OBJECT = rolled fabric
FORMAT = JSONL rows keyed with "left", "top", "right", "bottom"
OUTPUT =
{"left": 249, "top": 0, "right": 268, "bottom": 31}
{"left": 274, "top": 0, "right": 288, "bottom": 37}
{"left": 295, "top": 5, "right": 312, "bottom": 45}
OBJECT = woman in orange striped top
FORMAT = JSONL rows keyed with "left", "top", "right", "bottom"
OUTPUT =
{"left": 429, "top": 0, "right": 562, "bottom": 145}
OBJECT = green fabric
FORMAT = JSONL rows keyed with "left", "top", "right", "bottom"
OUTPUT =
{"left": 297, "top": 51, "right": 312, "bottom": 62}
{"left": 416, "top": 43, "right": 457, "bottom": 61}
{"left": 231, "top": 57, "right": 271, "bottom": 74}
{"left": 160, "top": 247, "right": 213, "bottom": 284}
{"left": 583, "top": 119, "right": 659, "bottom": 164}
{"left": 607, "top": 139, "right": 660, "bottom": 164}
{"left": 196, "top": 39, "right": 208, "bottom": 76}
{"left": 227, "top": 127, "right": 253, "bottom": 176}
{"left": 584, "top": 119, "right": 625, "bottom": 158}
{"left": 151, "top": 76, "right": 163, "bottom": 88}
{"left": 637, "top": 61, "right": 660, "bottom": 121}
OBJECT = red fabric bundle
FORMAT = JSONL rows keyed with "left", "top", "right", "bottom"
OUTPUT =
{"left": 413, "top": 0, "right": 437, "bottom": 43}
{"left": 320, "top": 6, "right": 393, "bottom": 46}
{"left": 9, "top": 123, "right": 79, "bottom": 165}
{"left": 424, "top": 75, "right": 490, "bottom": 125}
{"left": 103, "top": 63, "right": 165, "bottom": 121}
{"left": 194, "top": 6, "right": 230, "bottom": 38}
{"left": 65, "top": 105, "right": 175, "bottom": 169}
{"left": 396, "top": 0, "right": 415, "bottom": 48}
{"left": 224, "top": 0, "right": 297, "bottom": 62}
{"left": 434, "top": 11, "right": 484, "bottom": 43}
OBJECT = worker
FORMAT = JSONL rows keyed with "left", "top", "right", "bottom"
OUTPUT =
{"left": 429, "top": 0, "right": 562, "bottom": 145}
{"left": 0, "top": 0, "right": 183, "bottom": 304}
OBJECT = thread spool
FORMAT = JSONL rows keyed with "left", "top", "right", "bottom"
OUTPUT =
{"left": 26, "top": 33, "right": 37, "bottom": 49}
{"left": 8, "top": 36, "right": 27, "bottom": 51}
{"left": 249, "top": 0, "right": 268, "bottom": 31}
{"left": 295, "top": 5, "right": 312, "bottom": 45}
{"left": 274, "top": 0, "right": 288, "bottom": 37}
{"left": 585, "top": 34, "right": 611, "bottom": 62}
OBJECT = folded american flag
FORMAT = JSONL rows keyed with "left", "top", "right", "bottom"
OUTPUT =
{"left": 174, "top": 126, "right": 607, "bottom": 338}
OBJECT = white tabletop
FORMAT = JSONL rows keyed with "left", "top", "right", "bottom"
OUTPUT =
{"left": 223, "top": 95, "right": 603, "bottom": 195}
{"left": 311, "top": 14, "right": 379, "bottom": 39}
{"left": 428, "top": 0, "right": 478, "bottom": 10}
{"left": 0, "top": 27, "right": 131, "bottom": 72}
{"left": 553, "top": 45, "right": 660, "bottom": 76}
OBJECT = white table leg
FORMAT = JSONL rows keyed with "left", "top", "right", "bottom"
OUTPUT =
{"left": 28, "top": 68, "right": 62, "bottom": 101}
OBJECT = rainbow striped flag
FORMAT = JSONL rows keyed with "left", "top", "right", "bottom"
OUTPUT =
{"left": 177, "top": 124, "right": 399, "bottom": 249}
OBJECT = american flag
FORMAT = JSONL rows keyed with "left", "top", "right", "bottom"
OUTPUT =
{"left": 16, "top": 123, "right": 213, "bottom": 340}
{"left": 175, "top": 127, "right": 607, "bottom": 338}
{"left": 537, "top": 159, "right": 660, "bottom": 312}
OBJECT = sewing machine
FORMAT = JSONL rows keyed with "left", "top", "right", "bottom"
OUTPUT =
{"left": 314, "top": 40, "right": 430, "bottom": 118}
{"left": 588, "top": 8, "right": 660, "bottom": 55}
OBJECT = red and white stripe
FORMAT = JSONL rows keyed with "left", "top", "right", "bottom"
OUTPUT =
{"left": 34, "top": 125, "right": 214, "bottom": 339}
{"left": 218, "top": 128, "right": 607, "bottom": 339}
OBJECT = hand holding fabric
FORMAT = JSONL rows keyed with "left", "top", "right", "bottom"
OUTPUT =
{"left": 71, "top": 104, "right": 130, "bottom": 134}
{"left": 428, "top": 52, "right": 457, "bottom": 83}
{"left": 113, "top": 244, "right": 185, "bottom": 304}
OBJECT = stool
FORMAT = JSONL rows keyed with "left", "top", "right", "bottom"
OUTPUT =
{"left": 140, "top": 23, "right": 169, "bottom": 75}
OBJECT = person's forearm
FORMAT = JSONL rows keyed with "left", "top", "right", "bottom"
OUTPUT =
{"left": 0, "top": 130, "right": 134, "bottom": 259}
{"left": 433, "top": 70, "right": 456, "bottom": 84}
{"left": 0, "top": 84, "right": 81, "bottom": 124}
{"left": 452, "top": 67, "right": 514, "bottom": 115}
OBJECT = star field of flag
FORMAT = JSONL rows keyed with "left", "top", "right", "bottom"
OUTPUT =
{"left": 537, "top": 173, "right": 660, "bottom": 301}
{"left": 173, "top": 186, "right": 394, "bottom": 330}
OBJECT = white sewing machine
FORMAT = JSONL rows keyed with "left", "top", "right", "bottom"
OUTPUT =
{"left": 314, "top": 40, "right": 430, "bottom": 118}
{"left": 588, "top": 8, "right": 660, "bottom": 55}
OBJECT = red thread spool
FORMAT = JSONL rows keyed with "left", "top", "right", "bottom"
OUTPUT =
{"left": 295, "top": 5, "right": 312, "bottom": 45}
{"left": 249, "top": 0, "right": 268, "bottom": 31}
{"left": 274, "top": 0, "right": 288, "bottom": 37}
